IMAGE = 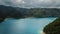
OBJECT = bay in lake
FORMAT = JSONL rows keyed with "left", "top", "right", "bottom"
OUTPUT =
{"left": 0, "top": 17, "right": 57, "bottom": 34}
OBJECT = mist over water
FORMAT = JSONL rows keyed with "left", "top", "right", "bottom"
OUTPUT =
{"left": 0, "top": 17, "right": 57, "bottom": 34}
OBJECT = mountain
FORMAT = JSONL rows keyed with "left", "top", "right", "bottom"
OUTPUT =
{"left": 26, "top": 8, "right": 60, "bottom": 17}
{"left": 0, "top": 5, "right": 60, "bottom": 23}
{"left": 0, "top": 5, "right": 25, "bottom": 23}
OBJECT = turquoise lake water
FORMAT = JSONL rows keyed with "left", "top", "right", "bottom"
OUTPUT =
{"left": 0, "top": 17, "right": 57, "bottom": 34}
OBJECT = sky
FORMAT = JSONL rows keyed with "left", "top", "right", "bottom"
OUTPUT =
{"left": 0, "top": 0, "right": 60, "bottom": 8}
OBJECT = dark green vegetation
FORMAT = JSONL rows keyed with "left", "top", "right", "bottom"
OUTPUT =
{"left": 43, "top": 17, "right": 60, "bottom": 34}
{"left": 0, "top": 5, "right": 60, "bottom": 23}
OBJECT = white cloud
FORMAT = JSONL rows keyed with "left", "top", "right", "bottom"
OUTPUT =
{"left": 0, "top": 0, "right": 60, "bottom": 8}
{"left": 13, "top": 0, "right": 26, "bottom": 4}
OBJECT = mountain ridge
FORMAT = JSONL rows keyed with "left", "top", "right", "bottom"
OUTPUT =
{"left": 0, "top": 5, "right": 60, "bottom": 23}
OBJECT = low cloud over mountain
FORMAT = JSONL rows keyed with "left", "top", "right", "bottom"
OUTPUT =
{"left": 0, "top": 0, "right": 60, "bottom": 8}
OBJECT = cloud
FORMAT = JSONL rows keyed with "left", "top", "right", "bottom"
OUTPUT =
{"left": 0, "top": 0, "right": 60, "bottom": 8}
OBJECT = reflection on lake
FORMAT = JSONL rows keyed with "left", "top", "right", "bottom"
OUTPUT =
{"left": 0, "top": 17, "right": 57, "bottom": 34}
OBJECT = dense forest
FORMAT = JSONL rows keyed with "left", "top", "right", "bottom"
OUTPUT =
{"left": 0, "top": 5, "right": 60, "bottom": 23}
{"left": 43, "top": 17, "right": 60, "bottom": 34}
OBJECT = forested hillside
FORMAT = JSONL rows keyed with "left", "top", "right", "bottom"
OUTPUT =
{"left": 0, "top": 5, "right": 60, "bottom": 23}
{"left": 43, "top": 17, "right": 60, "bottom": 34}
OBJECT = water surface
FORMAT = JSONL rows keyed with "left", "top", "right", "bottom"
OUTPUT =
{"left": 0, "top": 17, "right": 57, "bottom": 34}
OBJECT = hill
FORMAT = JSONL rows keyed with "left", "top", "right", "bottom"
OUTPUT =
{"left": 43, "top": 17, "right": 60, "bottom": 34}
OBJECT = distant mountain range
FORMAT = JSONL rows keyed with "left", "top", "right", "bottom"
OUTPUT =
{"left": 0, "top": 5, "right": 60, "bottom": 23}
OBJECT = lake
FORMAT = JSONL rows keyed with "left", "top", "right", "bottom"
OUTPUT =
{"left": 0, "top": 17, "right": 57, "bottom": 34}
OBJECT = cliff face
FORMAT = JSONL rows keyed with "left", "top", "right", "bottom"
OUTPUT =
{"left": 43, "top": 17, "right": 60, "bottom": 34}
